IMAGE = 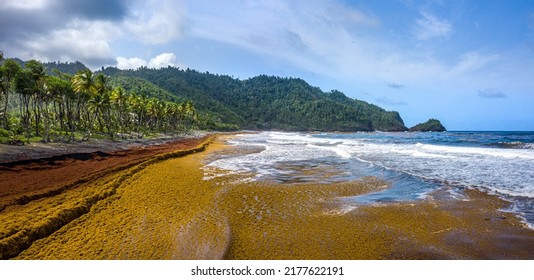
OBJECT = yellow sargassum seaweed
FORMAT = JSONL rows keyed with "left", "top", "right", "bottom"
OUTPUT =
{"left": 0, "top": 137, "right": 213, "bottom": 260}
{"left": 6, "top": 137, "right": 534, "bottom": 259}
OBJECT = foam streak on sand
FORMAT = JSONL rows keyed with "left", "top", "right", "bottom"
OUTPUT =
{"left": 2, "top": 134, "right": 533, "bottom": 259}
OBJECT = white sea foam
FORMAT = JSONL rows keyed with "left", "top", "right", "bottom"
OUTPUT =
{"left": 414, "top": 142, "right": 534, "bottom": 160}
{"left": 204, "top": 131, "right": 534, "bottom": 198}
{"left": 202, "top": 131, "right": 534, "bottom": 228}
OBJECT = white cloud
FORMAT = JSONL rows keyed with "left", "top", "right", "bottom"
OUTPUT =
{"left": 0, "top": 0, "right": 48, "bottom": 9}
{"left": 116, "top": 57, "right": 147, "bottom": 70}
{"left": 125, "top": 0, "right": 185, "bottom": 44}
{"left": 3, "top": 0, "right": 525, "bottom": 100}
{"left": 184, "top": 1, "right": 508, "bottom": 91}
{"left": 116, "top": 52, "right": 183, "bottom": 69}
{"left": 187, "top": 0, "right": 385, "bottom": 78}
{"left": 16, "top": 19, "right": 119, "bottom": 68}
{"left": 446, "top": 52, "right": 499, "bottom": 78}
{"left": 0, "top": 0, "right": 185, "bottom": 66}
{"left": 414, "top": 11, "right": 453, "bottom": 40}
{"left": 148, "top": 53, "right": 176, "bottom": 68}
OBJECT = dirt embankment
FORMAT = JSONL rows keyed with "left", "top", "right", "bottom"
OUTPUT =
{"left": 0, "top": 136, "right": 208, "bottom": 212}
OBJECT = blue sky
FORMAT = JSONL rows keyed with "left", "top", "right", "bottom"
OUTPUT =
{"left": 1, "top": 0, "right": 534, "bottom": 130}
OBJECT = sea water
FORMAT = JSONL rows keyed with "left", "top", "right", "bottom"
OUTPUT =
{"left": 204, "top": 131, "right": 534, "bottom": 228}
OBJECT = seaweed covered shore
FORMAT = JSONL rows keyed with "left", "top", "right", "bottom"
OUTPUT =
{"left": 1, "top": 135, "right": 533, "bottom": 259}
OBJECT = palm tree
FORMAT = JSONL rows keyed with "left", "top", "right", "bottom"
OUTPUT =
{"left": 110, "top": 87, "right": 128, "bottom": 135}
{"left": 71, "top": 69, "right": 96, "bottom": 140}
{"left": 146, "top": 98, "right": 167, "bottom": 131}
{"left": 46, "top": 75, "right": 71, "bottom": 137}
{"left": 88, "top": 92, "right": 110, "bottom": 134}
{"left": 163, "top": 101, "right": 177, "bottom": 132}
{"left": 25, "top": 60, "right": 46, "bottom": 136}
{"left": 183, "top": 100, "right": 197, "bottom": 130}
{"left": 0, "top": 59, "right": 21, "bottom": 129}
{"left": 48, "top": 71, "right": 77, "bottom": 141}
{"left": 72, "top": 69, "right": 97, "bottom": 96}
{"left": 14, "top": 69, "right": 34, "bottom": 140}
{"left": 93, "top": 74, "right": 113, "bottom": 136}
{"left": 41, "top": 78, "right": 57, "bottom": 142}
{"left": 128, "top": 93, "right": 148, "bottom": 138}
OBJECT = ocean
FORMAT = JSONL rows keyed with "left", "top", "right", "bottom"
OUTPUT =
{"left": 203, "top": 131, "right": 534, "bottom": 228}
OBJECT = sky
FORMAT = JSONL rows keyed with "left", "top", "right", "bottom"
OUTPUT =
{"left": 1, "top": 0, "right": 534, "bottom": 130}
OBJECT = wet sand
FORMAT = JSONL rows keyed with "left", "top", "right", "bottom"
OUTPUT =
{"left": 1, "top": 136, "right": 534, "bottom": 259}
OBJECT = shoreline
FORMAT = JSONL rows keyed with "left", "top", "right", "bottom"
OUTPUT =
{"left": 0, "top": 131, "right": 209, "bottom": 164}
{"left": 0, "top": 132, "right": 210, "bottom": 213}
{"left": 1, "top": 134, "right": 533, "bottom": 259}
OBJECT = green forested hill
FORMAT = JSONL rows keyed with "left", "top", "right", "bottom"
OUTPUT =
{"left": 108, "top": 75, "right": 184, "bottom": 104}
{"left": 108, "top": 74, "right": 244, "bottom": 130}
{"left": 43, "top": 61, "right": 89, "bottom": 76}
{"left": 100, "top": 67, "right": 408, "bottom": 131}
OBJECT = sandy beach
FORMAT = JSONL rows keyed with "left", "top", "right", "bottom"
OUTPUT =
{"left": 1, "top": 135, "right": 533, "bottom": 259}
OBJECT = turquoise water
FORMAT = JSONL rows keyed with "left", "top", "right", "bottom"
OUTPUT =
{"left": 204, "top": 131, "right": 534, "bottom": 228}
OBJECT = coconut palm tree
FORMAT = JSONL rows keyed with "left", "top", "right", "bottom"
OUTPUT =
{"left": 41, "top": 78, "right": 57, "bottom": 142}
{"left": 48, "top": 71, "right": 77, "bottom": 141}
{"left": 25, "top": 60, "right": 46, "bottom": 136}
{"left": 93, "top": 74, "right": 113, "bottom": 136}
{"left": 46, "top": 75, "right": 72, "bottom": 137}
{"left": 0, "top": 59, "right": 21, "bottom": 129}
{"left": 183, "top": 100, "right": 197, "bottom": 130}
{"left": 14, "top": 69, "right": 34, "bottom": 140}
{"left": 163, "top": 101, "right": 178, "bottom": 132}
{"left": 128, "top": 92, "right": 148, "bottom": 138}
{"left": 110, "top": 87, "right": 128, "bottom": 135}
{"left": 72, "top": 69, "right": 97, "bottom": 96}
{"left": 71, "top": 69, "right": 97, "bottom": 139}
{"left": 88, "top": 92, "right": 111, "bottom": 134}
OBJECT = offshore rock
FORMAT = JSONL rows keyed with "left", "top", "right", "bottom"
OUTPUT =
{"left": 409, "top": 118, "right": 446, "bottom": 132}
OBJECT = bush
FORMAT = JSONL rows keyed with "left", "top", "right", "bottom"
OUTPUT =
{"left": 0, "top": 128, "right": 10, "bottom": 138}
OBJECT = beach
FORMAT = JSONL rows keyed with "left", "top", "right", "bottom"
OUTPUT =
{"left": 1, "top": 134, "right": 533, "bottom": 259}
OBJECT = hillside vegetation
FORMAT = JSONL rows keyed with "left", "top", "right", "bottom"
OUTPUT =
{"left": 2, "top": 55, "right": 410, "bottom": 145}
{"left": 101, "top": 67, "right": 408, "bottom": 131}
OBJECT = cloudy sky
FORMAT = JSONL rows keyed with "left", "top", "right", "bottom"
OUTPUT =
{"left": 1, "top": 0, "right": 533, "bottom": 130}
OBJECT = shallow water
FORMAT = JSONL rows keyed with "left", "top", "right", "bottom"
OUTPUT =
{"left": 204, "top": 131, "right": 534, "bottom": 228}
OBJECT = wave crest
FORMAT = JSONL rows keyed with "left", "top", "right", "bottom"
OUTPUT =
{"left": 494, "top": 141, "right": 534, "bottom": 149}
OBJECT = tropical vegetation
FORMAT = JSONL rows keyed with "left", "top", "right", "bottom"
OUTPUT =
{"left": 0, "top": 55, "right": 198, "bottom": 144}
{"left": 1, "top": 53, "right": 415, "bottom": 144}
{"left": 101, "top": 66, "right": 408, "bottom": 131}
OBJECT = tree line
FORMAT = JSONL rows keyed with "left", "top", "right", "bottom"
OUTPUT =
{"left": 0, "top": 55, "right": 198, "bottom": 144}
{"left": 105, "top": 66, "right": 407, "bottom": 131}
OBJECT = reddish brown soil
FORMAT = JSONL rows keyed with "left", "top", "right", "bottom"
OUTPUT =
{"left": 0, "top": 136, "right": 208, "bottom": 211}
